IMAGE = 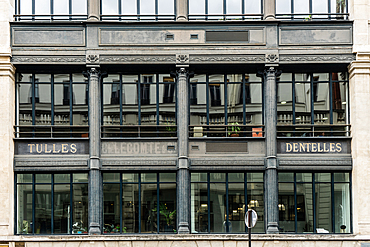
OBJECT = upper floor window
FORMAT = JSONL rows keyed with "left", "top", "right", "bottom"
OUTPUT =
{"left": 188, "top": 0, "right": 263, "bottom": 20}
{"left": 276, "top": 0, "right": 348, "bottom": 20}
{"left": 277, "top": 72, "right": 349, "bottom": 137}
{"left": 15, "top": 0, "right": 87, "bottom": 21}
{"left": 15, "top": 73, "right": 88, "bottom": 138}
{"left": 189, "top": 73, "right": 263, "bottom": 138}
{"left": 101, "top": 0, "right": 175, "bottom": 20}
{"left": 102, "top": 74, "right": 176, "bottom": 138}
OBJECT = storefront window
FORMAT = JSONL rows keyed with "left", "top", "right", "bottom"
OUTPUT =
{"left": 278, "top": 172, "right": 351, "bottom": 233}
{"left": 277, "top": 72, "right": 349, "bottom": 137}
{"left": 15, "top": 73, "right": 89, "bottom": 138}
{"left": 16, "top": 173, "right": 88, "bottom": 234}
{"left": 102, "top": 74, "right": 176, "bottom": 138}
{"left": 190, "top": 73, "right": 263, "bottom": 138}
{"left": 103, "top": 172, "right": 177, "bottom": 234}
{"left": 191, "top": 172, "right": 264, "bottom": 233}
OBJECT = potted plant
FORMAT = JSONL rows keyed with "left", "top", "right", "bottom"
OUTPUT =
{"left": 228, "top": 122, "right": 241, "bottom": 137}
{"left": 153, "top": 203, "right": 176, "bottom": 232}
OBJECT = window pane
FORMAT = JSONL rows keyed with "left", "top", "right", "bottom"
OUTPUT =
{"left": 54, "top": 184, "right": 70, "bottom": 234}
{"left": 158, "top": 0, "right": 174, "bottom": 15}
{"left": 334, "top": 183, "right": 350, "bottom": 233}
{"left": 277, "top": 83, "right": 293, "bottom": 125}
{"left": 73, "top": 173, "right": 88, "bottom": 183}
{"left": 294, "top": 0, "right": 309, "bottom": 14}
{"left": 159, "top": 173, "right": 176, "bottom": 182}
{"left": 313, "top": 82, "right": 330, "bottom": 125}
{"left": 141, "top": 173, "right": 157, "bottom": 182}
{"left": 35, "top": 185, "right": 52, "bottom": 234}
{"left": 140, "top": 0, "right": 155, "bottom": 15}
{"left": 210, "top": 173, "right": 226, "bottom": 182}
{"left": 123, "top": 173, "right": 139, "bottom": 183}
{"left": 72, "top": 184, "right": 88, "bottom": 234}
{"left": 227, "top": 0, "right": 241, "bottom": 14}
{"left": 313, "top": 0, "right": 328, "bottom": 18}
{"left": 227, "top": 83, "right": 243, "bottom": 127}
{"left": 331, "top": 0, "right": 346, "bottom": 13}
{"left": 276, "top": 0, "right": 291, "bottom": 14}
{"left": 122, "top": 0, "right": 137, "bottom": 15}
{"left": 278, "top": 183, "right": 295, "bottom": 233}
{"left": 103, "top": 83, "right": 121, "bottom": 125}
{"left": 295, "top": 81, "right": 311, "bottom": 126}
{"left": 35, "top": 0, "right": 50, "bottom": 15}
{"left": 18, "top": 84, "right": 32, "bottom": 125}
{"left": 159, "top": 183, "right": 177, "bottom": 233}
{"left": 103, "top": 173, "right": 120, "bottom": 182}
{"left": 159, "top": 74, "right": 176, "bottom": 126}
{"left": 122, "top": 184, "right": 139, "bottom": 233}
{"left": 296, "top": 173, "right": 312, "bottom": 182}
{"left": 35, "top": 174, "right": 51, "bottom": 183}
{"left": 72, "top": 84, "right": 88, "bottom": 125}
{"left": 278, "top": 173, "right": 294, "bottom": 182}
{"left": 102, "top": 0, "right": 119, "bottom": 14}
{"left": 228, "top": 173, "right": 244, "bottom": 182}
{"left": 20, "top": 0, "right": 32, "bottom": 15}
{"left": 248, "top": 83, "right": 263, "bottom": 125}
{"left": 17, "top": 174, "right": 32, "bottom": 183}
{"left": 334, "top": 173, "right": 349, "bottom": 182}
{"left": 103, "top": 184, "right": 120, "bottom": 233}
{"left": 245, "top": 0, "right": 261, "bottom": 14}
{"left": 17, "top": 184, "right": 33, "bottom": 234}
{"left": 315, "top": 173, "right": 331, "bottom": 182}
{"left": 208, "top": 0, "right": 223, "bottom": 18}
{"left": 54, "top": 84, "right": 70, "bottom": 125}
{"left": 189, "top": 0, "right": 205, "bottom": 15}
{"left": 315, "top": 183, "right": 332, "bottom": 233}
{"left": 72, "top": 0, "right": 87, "bottom": 14}
{"left": 54, "top": 174, "right": 70, "bottom": 183}
{"left": 228, "top": 183, "right": 245, "bottom": 233}
{"left": 191, "top": 173, "right": 207, "bottom": 182}
{"left": 210, "top": 183, "right": 226, "bottom": 233}
{"left": 190, "top": 81, "right": 207, "bottom": 127}
{"left": 191, "top": 183, "right": 208, "bottom": 233}
{"left": 54, "top": 0, "right": 69, "bottom": 15}
{"left": 332, "top": 74, "right": 348, "bottom": 126}
{"left": 247, "top": 173, "right": 263, "bottom": 182}
{"left": 35, "top": 84, "right": 51, "bottom": 125}
{"left": 141, "top": 183, "right": 157, "bottom": 233}
{"left": 296, "top": 183, "right": 313, "bottom": 233}
{"left": 247, "top": 182, "right": 264, "bottom": 232}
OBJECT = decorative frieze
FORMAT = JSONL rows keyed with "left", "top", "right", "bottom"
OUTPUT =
{"left": 100, "top": 55, "right": 175, "bottom": 63}
{"left": 11, "top": 56, "right": 85, "bottom": 63}
{"left": 190, "top": 55, "right": 265, "bottom": 63}
{"left": 280, "top": 54, "right": 356, "bottom": 62}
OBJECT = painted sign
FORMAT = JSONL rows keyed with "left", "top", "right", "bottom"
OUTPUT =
{"left": 15, "top": 141, "right": 88, "bottom": 155}
{"left": 278, "top": 140, "right": 350, "bottom": 154}
{"left": 101, "top": 141, "right": 177, "bottom": 155}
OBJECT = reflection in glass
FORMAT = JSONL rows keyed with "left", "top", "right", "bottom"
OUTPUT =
{"left": 54, "top": 84, "right": 70, "bottom": 125}
{"left": 72, "top": 184, "right": 88, "bottom": 234}
{"left": 54, "top": 184, "right": 70, "bottom": 234}
{"left": 189, "top": 0, "right": 205, "bottom": 14}
{"left": 315, "top": 183, "right": 332, "bottom": 232}
{"left": 158, "top": 0, "right": 174, "bottom": 14}
{"left": 103, "top": 184, "right": 120, "bottom": 233}
{"left": 159, "top": 184, "right": 177, "bottom": 233}
{"left": 17, "top": 184, "right": 32, "bottom": 234}
{"left": 228, "top": 183, "right": 245, "bottom": 233}
{"left": 209, "top": 183, "right": 225, "bottom": 232}
{"left": 276, "top": 0, "right": 290, "bottom": 14}
{"left": 35, "top": 0, "right": 50, "bottom": 15}
{"left": 72, "top": 0, "right": 87, "bottom": 14}
{"left": 54, "top": 174, "right": 70, "bottom": 183}
{"left": 247, "top": 182, "right": 264, "bottom": 232}
{"left": 277, "top": 83, "right": 293, "bottom": 125}
{"left": 313, "top": 82, "right": 330, "bottom": 125}
{"left": 35, "top": 84, "right": 51, "bottom": 125}
{"left": 295, "top": 82, "right": 311, "bottom": 126}
{"left": 244, "top": 0, "right": 261, "bottom": 14}
{"left": 122, "top": 184, "right": 139, "bottom": 233}
{"left": 334, "top": 183, "right": 350, "bottom": 233}
{"left": 191, "top": 183, "right": 208, "bottom": 233}
{"left": 103, "top": 83, "right": 121, "bottom": 125}
{"left": 18, "top": 84, "right": 32, "bottom": 125}
{"left": 227, "top": 0, "right": 241, "bottom": 14}
{"left": 72, "top": 84, "right": 88, "bottom": 125}
{"left": 20, "top": 0, "right": 32, "bottom": 15}
{"left": 36, "top": 174, "right": 51, "bottom": 183}
{"left": 35, "top": 185, "right": 52, "bottom": 234}
{"left": 141, "top": 184, "right": 157, "bottom": 233}
{"left": 297, "top": 183, "right": 313, "bottom": 233}
{"left": 102, "top": 0, "right": 119, "bottom": 14}
{"left": 278, "top": 183, "right": 295, "bottom": 232}
{"left": 122, "top": 0, "right": 137, "bottom": 15}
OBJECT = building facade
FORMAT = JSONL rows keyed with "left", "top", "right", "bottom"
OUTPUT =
{"left": 0, "top": 0, "right": 370, "bottom": 246}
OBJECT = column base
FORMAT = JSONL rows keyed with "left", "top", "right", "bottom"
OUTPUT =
{"left": 266, "top": 222, "right": 279, "bottom": 234}
{"left": 89, "top": 222, "right": 101, "bottom": 235}
{"left": 177, "top": 222, "right": 190, "bottom": 234}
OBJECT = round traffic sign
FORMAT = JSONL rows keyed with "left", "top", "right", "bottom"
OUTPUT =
{"left": 245, "top": 209, "right": 258, "bottom": 228}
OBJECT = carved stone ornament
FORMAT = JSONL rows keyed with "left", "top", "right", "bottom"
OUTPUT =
{"left": 266, "top": 54, "right": 279, "bottom": 63}
{"left": 190, "top": 55, "right": 265, "bottom": 63}
{"left": 11, "top": 56, "right": 85, "bottom": 64}
{"left": 86, "top": 54, "right": 99, "bottom": 64}
{"left": 176, "top": 54, "right": 189, "bottom": 64}
{"left": 280, "top": 54, "right": 356, "bottom": 62}
{"left": 100, "top": 55, "right": 175, "bottom": 63}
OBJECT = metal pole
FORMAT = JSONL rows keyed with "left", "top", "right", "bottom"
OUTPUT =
{"left": 248, "top": 210, "right": 252, "bottom": 247}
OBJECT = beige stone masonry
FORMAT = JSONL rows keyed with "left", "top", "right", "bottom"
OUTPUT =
{"left": 349, "top": 53, "right": 370, "bottom": 235}
{"left": 0, "top": 55, "right": 15, "bottom": 236}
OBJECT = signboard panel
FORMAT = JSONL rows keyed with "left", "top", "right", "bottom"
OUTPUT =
{"left": 277, "top": 140, "right": 350, "bottom": 154}
{"left": 101, "top": 141, "right": 177, "bottom": 156}
{"left": 15, "top": 141, "right": 89, "bottom": 155}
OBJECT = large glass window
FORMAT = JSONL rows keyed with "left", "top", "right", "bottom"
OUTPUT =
{"left": 102, "top": 74, "right": 176, "bottom": 137}
{"left": 276, "top": 0, "right": 348, "bottom": 19}
{"left": 278, "top": 172, "right": 351, "bottom": 233}
{"left": 103, "top": 172, "right": 177, "bottom": 234}
{"left": 188, "top": 0, "right": 263, "bottom": 20}
{"left": 190, "top": 73, "right": 263, "bottom": 137}
{"left": 277, "top": 72, "right": 349, "bottom": 137}
{"left": 15, "top": 0, "right": 87, "bottom": 21}
{"left": 16, "top": 173, "right": 88, "bottom": 234}
{"left": 191, "top": 172, "right": 264, "bottom": 233}
{"left": 16, "top": 73, "right": 89, "bottom": 138}
{"left": 101, "top": 0, "right": 175, "bottom": 20}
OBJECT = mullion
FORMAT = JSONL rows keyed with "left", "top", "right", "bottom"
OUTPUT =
{"left": 206, "top": 74, "right": 210, "bottom": 125}
{"left": 312, "top": 173, "right": 316, "bottom": 233}
{"left": 207, "top": 173, "right": 210, "bottom": 233}
{"left": 137, "top": 0, "right": 140, "bottom": 20}
{"left": 155, "top": 0, "right": 158, "bottom": 20}
{"left": 69, "top": 74, "right": 73, "bottom": 126}
{"left": 32, "top": 74, "right": 35, "bottom": 126}
{"left": 242, "top": 74, "right": 246, "bottom": 126}
{"left": 225, "top": 174, "right": 229, "bottom": 232}
{"left": 294, "top": 173, "right": 297, "bottom": 233}
{"left": 51, "top": 174, "right": 54, "bottom": 234}
{"left": 32, "top": 174, "right": 35, "bottom": 234}
{"left": 331, "top": 173, "right": 335, "bottom": 233}
{"left": 244, "top": 173, "right": 247, "bottom": 233}
{"left": 51, "top": 74, "right": 55, "bottom": 128}
{"left": 50, "top": 0, "right": 53, "bottom": 20}
{"left": 138, "top": 74, "right": 141, "bottom": 126}
{"left": 310, "top": 74, "right": 314, "bottom": 136}
{"left": 156, "top": 74, "right": 159, "bottom": 126}
{"left": 292, "top": 74, "right": 296, "bottom": 125}
{"left": 120, "top": 174, "right": 123, "bottom": 234}
{"left": 224, "top": 75, "right": 227, "bottom": 125}
{"left": 69, "top": 174, "right": 73, "bottom": 234}
{"left": 69, "top": 0, "right": 72, "bottom": 19}
{"left": 138, "top": 173, "right": 141, "bottom": 233}
{"left": 157, "top": 173, "right": 160, "bottom": 234}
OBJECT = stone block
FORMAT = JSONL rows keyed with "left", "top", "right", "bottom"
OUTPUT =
{"left": 224, "top": 241, "right": 237, "bottom": 247}
{"left": 132, "top": 241, "right": 145, "bottom": 247}
{"left": 170, "top": 241, "right": 197, "bottom": 247}
{"left": 157, "top": 241, "right": 173, "bottom": 247}
{"left": 118, "top": 241, "right": 132, "bottom": 247}
{"left": 195, "top": 241, "right": 211, "bottom": 247}
{"left": 25, "top": 243, "right": 40, "bottom": 247}
{"left": 210, "top": 241, "right": 224, "bottom": 247}
{"left": 65, "top": 242, "right": 83, "bottom": 247}
{"left": 145, "top": 241, "right": 158, "bottom": 247}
